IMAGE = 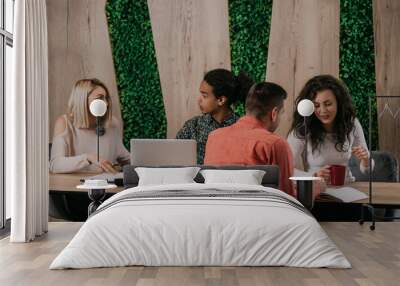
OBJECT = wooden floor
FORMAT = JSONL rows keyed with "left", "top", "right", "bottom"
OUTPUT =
{"left": 0, "top": 222, "right": 399, "bottom": 286}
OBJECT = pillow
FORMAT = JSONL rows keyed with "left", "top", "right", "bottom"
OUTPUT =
{"left": 200, "top": 169, "right": 266, "bottom": 185}
{"left": 135, "top": 167, "right": 201, "bottom": 186}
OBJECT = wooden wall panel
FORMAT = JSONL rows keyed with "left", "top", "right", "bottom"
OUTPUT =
{"left": 373, "top": 0, "right": 400, "bottom": 162}
{"left": 148, "top": 0, "right": 231, "bottom": 138}
{"left": 47, "top": 0, "right": 121, "bottom": 140}
{"left": 266, "top": 0, "right": 340, "bottom": 137}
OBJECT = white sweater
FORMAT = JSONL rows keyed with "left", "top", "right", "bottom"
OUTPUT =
{"left": 287, "top": 118, "right": 373, "bottom": 183}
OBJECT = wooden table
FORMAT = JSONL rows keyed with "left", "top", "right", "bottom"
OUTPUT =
{"left": 318, "top": 181, "right": 400, "bottom": 205}
{"left": 49, "top": 173, "right": 124, "bottom": 218}
{"left": 50, "top": 173, "right": 400, "bottom": 205}
{"left": 49, "top": 173, "right": 400, "bottom": 222}
{"left": 314, "top": 182, "right": 400, "bottom": 227}
{"left": 49, "top": 173, "right": 123, "bottom": 193}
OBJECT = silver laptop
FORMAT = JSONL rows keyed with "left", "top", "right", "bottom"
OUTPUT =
{"left": 130, "top": 139, "right": 197, "bottom": 166}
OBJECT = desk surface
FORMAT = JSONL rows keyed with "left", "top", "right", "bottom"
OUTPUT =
{"left": 49, "top": 173, "right": 400, "bottom": 204}
{"left": 49, "top": 173, "right": 124, "bottom": 193}
{"left": 335, "top": 181, "right": 400, "bottom": 205}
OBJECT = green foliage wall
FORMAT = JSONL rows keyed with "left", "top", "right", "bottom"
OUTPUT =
{"left": 106, "top": 0, "right": 166, "bottom": 147}
{"left": 340, "top": 0, "right": 378, "bottom": 149}
{"left": 107, "top": 0, "right": 377, "bottom": 148}
{"left": 106, "top": 0, "right": 272, "bottom": 144}
{"left": 229, "top": 0, "right": 273, "bottom": 115}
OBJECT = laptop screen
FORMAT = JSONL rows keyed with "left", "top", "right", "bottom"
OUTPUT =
{"left": 130, "top": 139, "right": 197, "bottom": 166}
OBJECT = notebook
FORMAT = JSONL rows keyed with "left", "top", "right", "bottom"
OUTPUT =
{"left": 319, "top": 186, "right": 369, "bottom": 203}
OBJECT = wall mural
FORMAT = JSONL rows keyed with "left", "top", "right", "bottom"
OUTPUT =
{"left": 229, "top": 0, "right": 273, "bottom": 115}
{"left": 339, "top": 0, "right": 377, "bottom": 149}
{"left": 374, "top": 0, "right": 400, "bottom": 162}
{"left": 147, "top": 0, "right": 232, "bottom": 138}
{"left": 106, "top": 0, "right": 167, "bottom": 146}
{"left": 266, "top": 0, "right": 340, "bottom": 137}
{"left": 106, "top": 0, "right": 378, "bottom": 149}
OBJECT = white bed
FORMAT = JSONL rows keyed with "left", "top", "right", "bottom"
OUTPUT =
{"left": 50, "top": 183, "right": 350, "bottom": 269}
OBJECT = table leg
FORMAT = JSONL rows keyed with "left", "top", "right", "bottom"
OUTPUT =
{"left": 88, "top": 189, "right": 106, "bottom": 216}
{"left": 296, "top": 180, "right": 314, "bottom": 210}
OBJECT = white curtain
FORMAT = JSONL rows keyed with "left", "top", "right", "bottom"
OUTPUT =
{"left": 7, "top": 0, "right": 49, "bottom": 242}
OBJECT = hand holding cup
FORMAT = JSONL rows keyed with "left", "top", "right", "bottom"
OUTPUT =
{"left": 314, "top": 165, "right": 331, "bottom": 183}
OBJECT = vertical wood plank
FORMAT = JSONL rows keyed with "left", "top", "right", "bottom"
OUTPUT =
{"left": 266, "top": 0, "right": 340, "bottom": 137}
{"left": 47, "top": 0, "right": 121, "bottom": 140}
{"left": 373, "top": 0, "right": 400, "bottom": 162}
{"left": 148, "top": 0, "right": 231, "bottom": 138}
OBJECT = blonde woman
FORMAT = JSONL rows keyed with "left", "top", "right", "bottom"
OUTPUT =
{"left": 50, "top": 78, "right": 130, "bottom": 173}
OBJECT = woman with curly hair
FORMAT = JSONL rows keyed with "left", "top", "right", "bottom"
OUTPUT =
{"left": 287, "top": 74, "right": 373, "bottom": 183}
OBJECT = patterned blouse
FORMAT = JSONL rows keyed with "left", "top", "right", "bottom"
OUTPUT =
{"left": 176, "top": 113, "right": 240, "bottom": 164}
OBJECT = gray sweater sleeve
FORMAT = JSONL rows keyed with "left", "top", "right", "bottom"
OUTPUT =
{"left": 287, "top": 131, "right": 313, "bottom": 177}
{"left": 352, "top": 118, "right": 374, "bottom": 173}
{"left": 113, "top": 117, "right": 130, "bottom": 166}
{"left": 49, "top": 135, "right": 91, "bottom": 173}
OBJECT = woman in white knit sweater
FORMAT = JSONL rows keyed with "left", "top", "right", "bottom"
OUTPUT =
{"left": 50, "top": 78, "right": 130, "bottom": 174}
{"left": 287, "top": 75, "right": 373, "bottom": 184}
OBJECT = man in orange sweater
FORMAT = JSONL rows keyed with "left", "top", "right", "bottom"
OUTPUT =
{"left": 204, "top": 82, "right": 295, "bottom": 197}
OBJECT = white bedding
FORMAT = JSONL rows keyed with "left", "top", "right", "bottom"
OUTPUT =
{"left": 50, "top": 183, "right": 351, "bottom": 269}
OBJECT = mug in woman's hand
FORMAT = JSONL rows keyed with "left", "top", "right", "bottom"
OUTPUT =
{"left": 329, "top": 165, "right": 346, "bottom": 186}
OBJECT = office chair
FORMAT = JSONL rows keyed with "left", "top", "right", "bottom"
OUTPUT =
{"left": 349, "top": 151, "right": 398, "bottom": 182}
{"left": 349, "top": 150, "right": 399, "bottom": 223}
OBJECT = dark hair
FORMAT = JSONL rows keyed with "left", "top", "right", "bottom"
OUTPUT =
{"left": 245, "top": 82, "right": 287, "bottom": 120}
{"left": 203, "top": 69, "right": 254, "bottom": 106}
{"left": 289, "top": 74, "right": 356, "bottom": 153}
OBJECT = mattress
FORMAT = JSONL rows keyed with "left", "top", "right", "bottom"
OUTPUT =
{"left": 50, "top": 183, "right": 351, "bottom": 269}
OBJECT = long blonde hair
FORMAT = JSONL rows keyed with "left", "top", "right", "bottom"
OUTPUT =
{"left": 67, "top": 78, "right": 112, "bottom": 128}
